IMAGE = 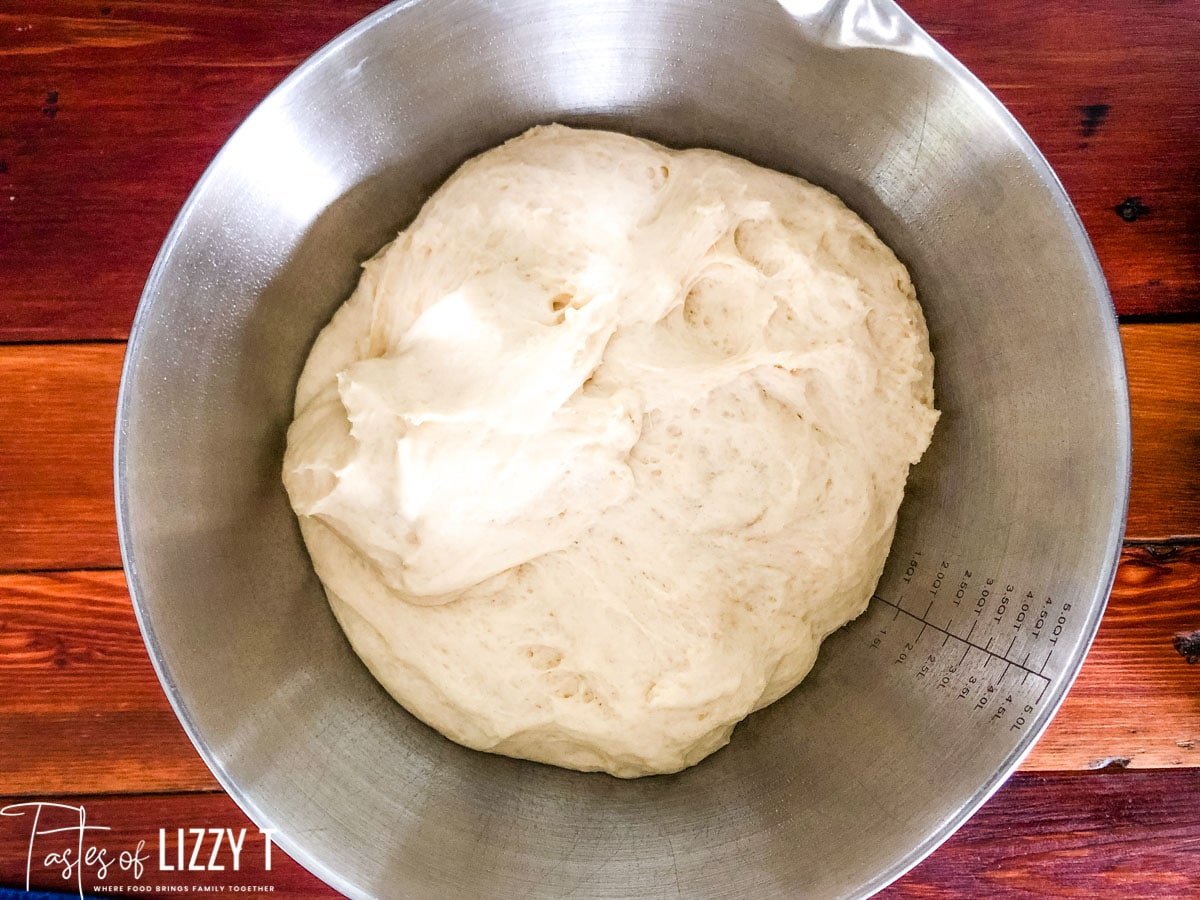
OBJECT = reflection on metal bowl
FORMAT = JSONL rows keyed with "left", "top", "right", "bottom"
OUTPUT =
{"left": 116, "top": 0, "right": 1130, "bottom": 896}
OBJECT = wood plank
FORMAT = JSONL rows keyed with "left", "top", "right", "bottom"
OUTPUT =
{"left": 0, "top": 1, "right": 1196, "bottom": 340}
{"left": 904, "top": 0, "right": 1200, "bottom": 321}
{"left": 0, "top": 326, "right": 1192, "bottom": 573}
{"left": 0, "top": 544, "right": 1196, "bottom": 797}
{"left": 0, "top": 344, "right": 121, "bottom": 571}
{"left": 0, "top": 0, "right": 384, "bottom": 342}
{"left": 0, "top": 772, "right": 1197, "bottom": 896}
{"left": 1125, "top": 325, "right": 1200, "bottom": 540}
{"left": 1023, "top": 542, "right": 1200, "bottom": 771}
{"left": 0, "top": 570, "right": 218, "bottom": 795}
{"left": 883, "top": 769, "right": 1200, "bottom": 897}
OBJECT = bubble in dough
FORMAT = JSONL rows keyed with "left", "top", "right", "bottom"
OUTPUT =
{"left": 283, "top": 124, "right": 938, "bottom": 778}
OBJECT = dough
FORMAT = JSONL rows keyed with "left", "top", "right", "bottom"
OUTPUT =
{"left": 283, "top": 125, "right": 938, "bottom": 777}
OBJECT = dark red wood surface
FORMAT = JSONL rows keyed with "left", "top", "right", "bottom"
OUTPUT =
{"left": 0, "top": 0, "right": 381, "bottom": 341}
{"left": 0, "top": 771, "right": 1197, "bottom": 898}
{"left": 0, "top": 2, "right": 1197, "bottom": 897}
{"left": 882, "top": 769, "right": 1200, "bottom": 898}
{"left": 0, "top": 0, "right": 1197, "bottom": 341}
{"left": 905, "top": 0, "right": 1200, "bottom": 322}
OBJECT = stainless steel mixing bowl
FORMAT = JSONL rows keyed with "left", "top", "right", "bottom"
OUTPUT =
{"left": 115, "top": 0, "right": 1130, "bottom": 896}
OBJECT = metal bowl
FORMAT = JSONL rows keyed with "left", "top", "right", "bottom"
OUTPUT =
{"left": 115, "top": 0, "right": 1130, "bottom": 896}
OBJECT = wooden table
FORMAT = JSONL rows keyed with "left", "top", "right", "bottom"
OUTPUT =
{"left": 1, "top": 1, "right": 1197, "bottom": 895}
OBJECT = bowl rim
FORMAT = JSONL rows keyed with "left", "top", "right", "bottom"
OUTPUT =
{"left": 114, "top": 1, "right": 1132, "bottom": 896}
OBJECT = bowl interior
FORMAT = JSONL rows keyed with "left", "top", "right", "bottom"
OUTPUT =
{"left": 117, "top": 0, "right": 1128, "bottom": 896}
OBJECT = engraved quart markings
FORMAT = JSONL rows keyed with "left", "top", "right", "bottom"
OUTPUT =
{"left": 870, "top": 594, "right": 1051, "bottom": 733}
{"left": 867, "top": 551, "right": 1076, "bottom": 734}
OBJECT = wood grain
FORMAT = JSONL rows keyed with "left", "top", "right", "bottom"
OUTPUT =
{"left": 0, "top": 325, "right": 1193, "bottom": 573}
{"left": 0, "top": 0, "right": 385, "bottom": 342}
{"left": 0, "top": 1, "right": 1196, "bottom": 341}
{"left": 1025, "top": 542, "right": 1200, "bottom": 771}
{"left": 904, "top": 0, "right": 1200, "bottom": 321}
{"left": 1, "top": 771, "right": 1197, "bottom": 896}
{"left": 0, "top": 344, "right": 121, "bottom": 571}
{"left": 0, "top": 570, "right": 217, "bottom": 795}
{"left": 0, "top": 544, "right": 1196, "bottom": 797}
{"left": 882, "top": 769, "right": 1200, "bottom": 897}
{"left": 1126, "top": 325, "right": 1200, "bottom": 540}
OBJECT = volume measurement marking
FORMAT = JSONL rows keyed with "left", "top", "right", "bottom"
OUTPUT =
{"left": 872, "top": 593, "right": 1050, "bottom": 684}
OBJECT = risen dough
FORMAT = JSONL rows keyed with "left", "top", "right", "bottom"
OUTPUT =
{"left": 283, "top": 125, "right": 938, "bottom": 777}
